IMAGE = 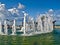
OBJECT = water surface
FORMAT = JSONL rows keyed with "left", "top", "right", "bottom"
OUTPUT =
{"left": 0, "top": 28, "right": 60, "bottom": 45}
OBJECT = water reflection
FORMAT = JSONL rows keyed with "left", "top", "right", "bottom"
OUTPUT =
{"left": 0, "top": 29, "right": 60, "bottom": 45}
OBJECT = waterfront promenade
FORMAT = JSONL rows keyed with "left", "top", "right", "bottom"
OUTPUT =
{"left": 54, "top": 25, "right": 60, "bottom": 28}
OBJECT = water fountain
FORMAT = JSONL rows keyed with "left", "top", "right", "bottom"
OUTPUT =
{"left": 46, "top": 19, "right": 49, "bottom": 32}
{"left": 37, "top": 16, "right": 43, "bottom": 34}
{"left": 47, "top": 15, "right": 53, "bottom": 32}
{"left": 11, "top": 19, "right": 16, "bottom": 35}
{"left": 23, "top": 13, "right": 26, "bottom": 35}
{"left": 4, "top": 20, "right": 8, "bottom": 35}
{"left": 0, "top": 2, "right": 54, "bottom": 36}
{"left": 21, "top": 11, "right": 30, "bottom": 36}
{"left": 43, "top": 15, "right": 49, "bottom": 33}
{"left": 25, "top": 23, "right": 30, "bottom": 34}
{"left": 31, "top": 18, "right": 35, "bottom": 34}
{"left": 0, "top": 21, "right": 3, "bottom": 35}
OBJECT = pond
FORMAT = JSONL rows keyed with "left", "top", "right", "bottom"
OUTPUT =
{"left": 0, "top": 28, "right": 60, "bottom": 45}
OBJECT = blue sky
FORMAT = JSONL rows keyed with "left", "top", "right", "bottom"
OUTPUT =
{"left": 0, "top": 0, "right": 60, "bottom": 25}
{"left": 0, "top": 0, "right": 60, "bottom": 16}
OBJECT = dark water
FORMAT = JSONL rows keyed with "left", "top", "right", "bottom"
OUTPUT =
{"left": 0, "top": 28, "right": 60, "bottom": 45}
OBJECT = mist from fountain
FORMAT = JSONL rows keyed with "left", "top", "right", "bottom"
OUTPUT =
{"left": 4, "top": 20, "right": 8, "bottom": 35}
{"left": 37, "top": 15, "right": 43, "bottom": 33}
{"left": 11, "top": 19, "right": 16, "bottom": 35}
{"left": 0, "top": 21, "right": 2, "bottom": 34}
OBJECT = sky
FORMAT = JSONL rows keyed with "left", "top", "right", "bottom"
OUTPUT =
{"left": 0, "top": 0, "right": 60, "bottom": 25}
{"left": 0, "top": 0, "right": 60, "bottom": 16}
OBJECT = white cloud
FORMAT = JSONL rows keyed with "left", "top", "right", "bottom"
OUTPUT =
{"left": 48, "top": 9, "right": 53, "bottom": 12}
{"left": 0, "top": 12, "right": 5, "bottom": 21}
{"left": 8, "top": 8, "right": 19, "bottom": 15}
{"left": 18, "top": 3, "right": 25, "bottom": 9}
{"left": 46, "top": 9, "right": 54, "bottom": 17}
{"left": 54, "top": 10, "right": 60, "bottom": 15}
{"left": 0, "top": 3, "right": 9, "bottom": 21}
{"left": 0, "top": 3, "right": 5, "bottom": 11}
